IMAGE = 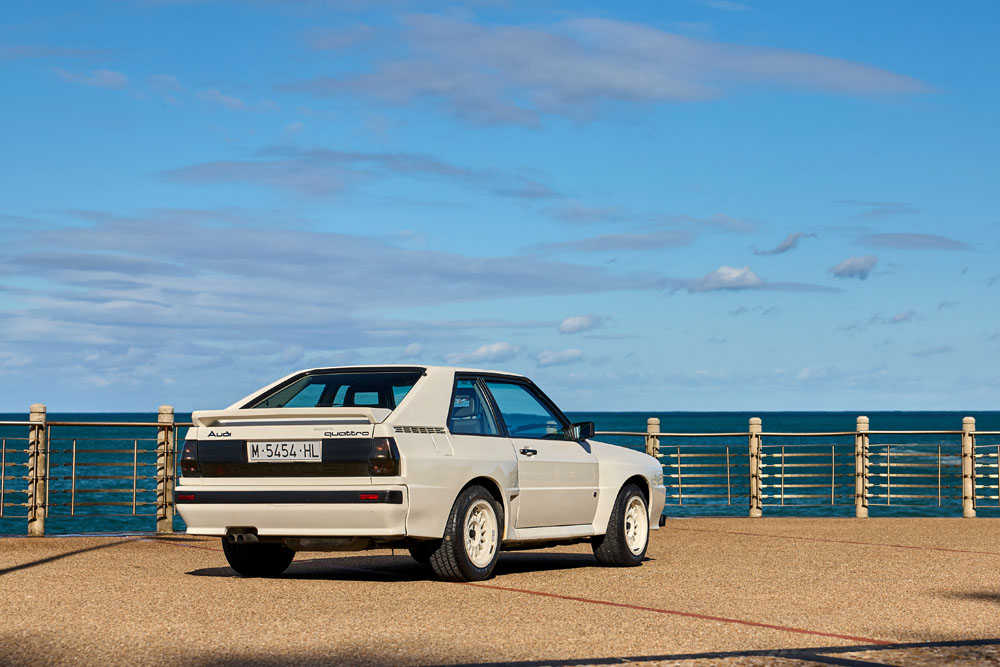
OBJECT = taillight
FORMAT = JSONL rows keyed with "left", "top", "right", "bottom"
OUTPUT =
{"left": 369, "top": 438, "right": 399, "bottom": 476}
{"left": 180, "top": 440, "right": 200, "bottom": 478}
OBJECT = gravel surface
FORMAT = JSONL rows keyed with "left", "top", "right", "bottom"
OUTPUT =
{"left": 1, "top": 517, "right": 998, "bottom": 666}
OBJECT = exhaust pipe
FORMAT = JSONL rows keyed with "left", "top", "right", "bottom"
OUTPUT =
{"left": 226, "top": 529, "right": 259, "bottom": 545}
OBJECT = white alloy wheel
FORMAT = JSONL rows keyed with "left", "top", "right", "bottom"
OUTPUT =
{"left": 623, "top": 495, "right": 648, "bottom": 556}
{"left": 464, "top": 499, "right": 498, "bottom": 568}
{"left": 430, "top": 485, "right": 504, "bottom": 581}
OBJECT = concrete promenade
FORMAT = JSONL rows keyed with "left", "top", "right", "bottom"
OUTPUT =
{"left": 2, "top": 518, "right": 999, "bottom": 666}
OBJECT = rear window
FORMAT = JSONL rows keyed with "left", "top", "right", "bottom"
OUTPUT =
{"left": 246, "top": 371, "right": 423, "bottom": 409}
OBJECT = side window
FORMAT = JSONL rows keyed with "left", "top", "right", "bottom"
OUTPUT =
{"left": 392, "top": 384, "right": 412, "bottom": 406}
{"left": 448, "top": 379, "right": 499, "bottom": 436}
{"left": 485, "top": 381, "right": 567, "bottom": 440}
{"left": 282, "top": 383, "right": 325, "bottom": 408}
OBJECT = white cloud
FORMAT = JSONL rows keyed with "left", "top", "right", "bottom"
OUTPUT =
{"left": 1, "top": 354, "right": 31, "bottom": 369}
{"left": 292, "top": 15, "right": 929, "bottom": 126}
{"left": 861, "top": 234, "right": 969, "bottom": 251}
{"left": 148, "top": 74, "right": 181, "bottom": 92}
{"left": 544, "top": 202, "right": 626, "bottom": 225}
{"left": 689, "top": 265, "right": 763, "bottom": 292}
{"left": 528, "top": 229, "right": 695, "bottom": 254}
{"left": 54, "top": 67, "right": 128, "bottom": 89}
{"left": 559, "top": 315, "right": 603, "bottom": 334}
{"left": 403, "top": 342, "right": 423, "bottom": 358}
{"left": 0, "top": 208, "right": 663, "bottom": 404}
{"left": 753, "top": 232, "right": 816, "bottom": 256}
{"left": 445, "top": 342, "right": 521, "bottom": 365}
{"left": 829, "top": 255, "right": 877, "bottom": 280}
{"left": 197, "top": 88, "right": 246, "bottom": 111}
{"left": 890, "top": 310, "right": 916, "bottom": 324}
{"left": 838, "top": 200, "right": 919, "bottom": 219}
{"left": 163, "top": 146, "right": 559, "bottom": 200}
{"left": 535, "top": 348, "right": 583, "bottom": 367}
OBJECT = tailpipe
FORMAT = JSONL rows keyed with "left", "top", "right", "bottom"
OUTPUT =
{"left": 225, "top": 528, "right": 259, "bottom": 545}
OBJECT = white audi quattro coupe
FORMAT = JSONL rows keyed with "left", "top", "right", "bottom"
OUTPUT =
{"left": 175, "top": 365, "right": 666, "bottom": 582}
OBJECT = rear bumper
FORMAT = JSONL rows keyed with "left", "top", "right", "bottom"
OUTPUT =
{"left": 175, "top": 484, "right": 408, "bottom": 537}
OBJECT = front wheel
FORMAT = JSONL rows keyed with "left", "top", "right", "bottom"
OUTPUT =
{"left": 592, "top": 484, "right": 648, "bottom": 567}
{"left": 221, "top": 539, "right": 295, "bottom": 577}
{"left": 429, "top": 485, "right": 503, "bottom": 582}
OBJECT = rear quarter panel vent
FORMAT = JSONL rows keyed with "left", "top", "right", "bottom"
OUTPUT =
{"left": 394, "top": 426, "right": 446, "bottom": 434}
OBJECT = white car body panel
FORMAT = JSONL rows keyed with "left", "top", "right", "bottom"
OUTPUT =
{"left": 175, "top": 365, "right": 666, "bottom": 546}
{"left": 512, "top": 436, "right": 599, "bottom": 528}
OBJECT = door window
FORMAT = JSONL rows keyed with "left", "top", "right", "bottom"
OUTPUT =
{"left": 484, "top": 381, "right": 567, "bottom": 440}
{"left": 448, "top": 379, "right": 499, "bottom": 436}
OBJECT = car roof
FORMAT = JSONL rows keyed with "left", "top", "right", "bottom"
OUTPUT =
{"left": 288, "top": 364, "right": 527, "bottom": 379}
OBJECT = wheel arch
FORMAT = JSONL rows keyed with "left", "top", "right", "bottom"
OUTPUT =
{"left": 592, "top": 470, "right": 654, "bottom": 535}
{"left": 460, "top": 476, "right": 508, "bottom": 535}
{"left": 623, "top": 474, "right": 650, "bottom": 505}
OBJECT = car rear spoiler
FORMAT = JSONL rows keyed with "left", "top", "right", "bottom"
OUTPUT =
{"left": 191, "top": 407, "right": 389, "bottom": 428}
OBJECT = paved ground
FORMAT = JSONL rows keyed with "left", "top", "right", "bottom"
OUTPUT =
{"left": 1, "top": 518, "right": 999, "bottom": 666}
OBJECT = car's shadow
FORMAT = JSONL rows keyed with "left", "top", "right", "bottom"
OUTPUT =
{"left": 187, "top": 551, "right": 634, "bottom": 581}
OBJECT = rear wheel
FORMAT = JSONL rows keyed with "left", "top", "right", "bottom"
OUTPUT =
{"left": 429, "top": 485, "right": 503, "bottom": 582}
{"left": 592, "top": 483, "right": 648, "bottom": 567}
{"left": 221, "top": 539, "right": 295, "bottom": 577}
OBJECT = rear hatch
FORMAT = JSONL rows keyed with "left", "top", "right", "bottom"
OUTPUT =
{"left": 182, "top": 408, "right": 395, "bottom": 486}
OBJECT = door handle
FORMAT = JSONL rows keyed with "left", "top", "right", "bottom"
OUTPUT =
{"left": 519, "top": 448, "right": 537, "bottom": 457}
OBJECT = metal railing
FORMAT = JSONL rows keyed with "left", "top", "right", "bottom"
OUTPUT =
{"left": 974, "top": 431, "right": 1000, "bottom": 507}
{"left": 3, "top": 408, "right": 998, "bottom": 534}
{"left": 0, "top": 404, "right": 189, "bottom": 536}
{"left": 759, "top": 434, "right": 856, "bottom": 508}
{"left": 0, "top": 421, "right": 32, "bottom": 520}
{"left": 597, "top": 416, "right": 998, "bottom": 518}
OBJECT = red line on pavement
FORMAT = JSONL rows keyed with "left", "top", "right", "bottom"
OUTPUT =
{"left": 464, "top": 582, "right": 894, "bottom": 646}
{"left": 667, "top": 525, "right": 1000, "bottom": 556}
{"left": 144, "top": 535, "right": 895, "bottom": 645}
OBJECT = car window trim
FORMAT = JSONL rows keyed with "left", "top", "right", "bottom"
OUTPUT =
{"left": 446, "top": 373, "right": 507, "bottom": 438}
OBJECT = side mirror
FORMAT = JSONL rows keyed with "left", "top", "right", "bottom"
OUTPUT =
{"left": 569, "top": 421, "right": 595, "bottom": 441}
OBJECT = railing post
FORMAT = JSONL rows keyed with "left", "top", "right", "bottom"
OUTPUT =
{"left": 855, "top": 416, "right": 869, "bottom": 518}
{"left": 748, "top": 417, "right": 762, "bottom": 517}
{"left": 962, "top": 416, "right": 976, "bottom": 518}
{"left": 156, "top": 405, "right": 175, "bottom": 534}
{"left": 27, "top": 403, "right": 47, "bottom": 536}
{"left": 645, "top": 417, "right": 660, "bottom": 459}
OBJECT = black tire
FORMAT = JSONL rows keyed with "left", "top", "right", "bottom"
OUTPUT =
{"left": 428, "top": 485, "right": 503, "bottom": 582}
{"left": 408, "top": 540, "right": 440, "bottom": 565}
{"left": 592, "top": 483, "right": 648, "bottom": 567}
{"left": 221, "top": 539, "right": 295, "bottom": 577}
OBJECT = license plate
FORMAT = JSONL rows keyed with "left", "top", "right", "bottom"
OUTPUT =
{"left": 247, "top": 441, "right": 322, "bottom": 462}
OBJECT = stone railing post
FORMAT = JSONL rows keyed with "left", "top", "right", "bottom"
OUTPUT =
{"left": 27, "top": 403, "right": 47, "bottom": 536}
{"left": 855, "top": 416, "right": 869, "bottom": 518}
{"left": 156, "top": 405, "right": 175, "bottom": 534}
{"left": 748, "top": 417, "right": 762, "bottom": 517}
{"left": 645, "top": 417, "right": 661, "bottom": 459}
{"left": 962, "top": 416, "right": 976, "bottom": 518}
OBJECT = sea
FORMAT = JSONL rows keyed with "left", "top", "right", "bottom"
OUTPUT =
{"left": 2, "top": 411, "right": 999, "bottom": 536}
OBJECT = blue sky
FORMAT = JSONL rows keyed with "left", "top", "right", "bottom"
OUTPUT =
{"left": 1, "top": 1, "right": 998, "bottom": 412}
